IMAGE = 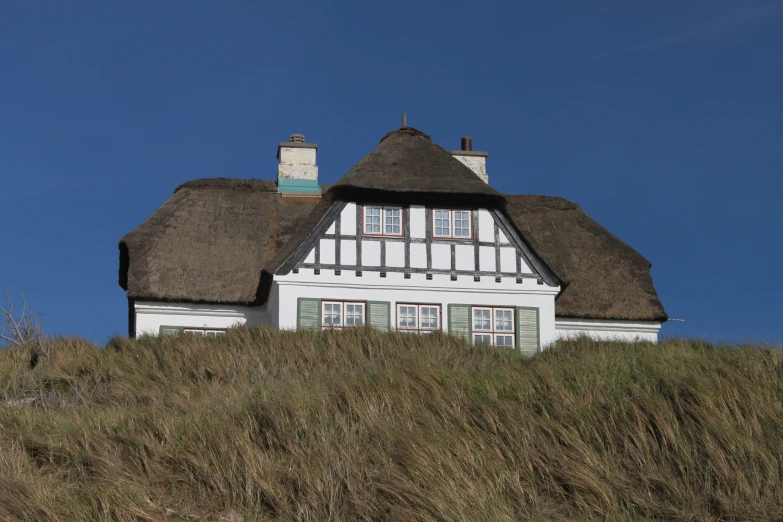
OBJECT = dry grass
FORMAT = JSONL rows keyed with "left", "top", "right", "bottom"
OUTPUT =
{"left": 0, "top": 329, "right": 782, "bottom": 521}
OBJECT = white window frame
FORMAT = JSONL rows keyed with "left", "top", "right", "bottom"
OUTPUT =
{"left": 182, "top": 328, "right": 226, "bottom": 338}
{"left": 363, "top": 205, "right": 403, "bottom": 237}
{"left": 396, "top": 303, "right": 441, "bottom": 333}
{"left": 472, "top": 307, "right": 515, "bottom": 347}
{"left": 432, "top": 209, "right": 472, "bottom": 239}
{"left": 321, "top": 301, "right": 366, "bottom": 330}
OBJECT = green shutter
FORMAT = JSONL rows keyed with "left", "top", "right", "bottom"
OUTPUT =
{"left": 159, "top": 325, "right": 183, "bottom": 337}
{"left": 367, "top": 301, "right": 391, "bottom": 332}
{"left": 297, "top": 298, "right": 321, "bottom": 331}
{"left": 448, "top": 304, "right": 472, "bottom": 342}
{"left": 516, "top": 307, "right": 540, "bottom": 356}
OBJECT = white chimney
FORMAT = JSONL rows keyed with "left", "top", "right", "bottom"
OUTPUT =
{"left": 277, "top": 134, "right": 321, "bottom": 195}
{"left": 451, "top": 136, "right": 488, "bottom": 184}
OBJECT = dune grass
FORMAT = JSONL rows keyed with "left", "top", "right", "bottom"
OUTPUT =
{"left": 0, "top": 328, "right": 782, "bottom": 521}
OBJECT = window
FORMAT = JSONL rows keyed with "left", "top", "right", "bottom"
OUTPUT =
{"left": 432, "top": 209, "right": 472, "bottom": 239}
{"left": 183, "top": 328, "right": 226, "bottom": 337}
{"left": 363, "top": 206, "right": 403, "bottom": 236}
{"left": 472, "top": 307, "right": 515, "bottom": 346}
{"left": 322, "top": 301, "right": 365, "bottom": 329}
{"left": 397, "top": 304, "right": 440, "bottom": 333}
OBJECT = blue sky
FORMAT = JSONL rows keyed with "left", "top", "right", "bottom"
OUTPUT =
{"left": 1, "top": 1, "right": 781, "bottom": 344}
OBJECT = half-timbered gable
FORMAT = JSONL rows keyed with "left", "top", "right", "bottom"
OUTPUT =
{"left": 119, "top": 125, "right": 667, "bottom": 347}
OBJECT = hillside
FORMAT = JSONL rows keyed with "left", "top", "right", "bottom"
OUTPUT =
{"left": 1, "top": 330, "right": 782, "bottom": 521}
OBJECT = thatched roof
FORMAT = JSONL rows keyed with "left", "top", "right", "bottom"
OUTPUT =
{"left": 119, "top": 127, "right": 666, "bottom": 322}
{"left": 119, "top": 178, "right": 323, "bottom": 305}
{"left": 504, "top": 195, "right": 667, "bottom": 322}
{"left": 330, "top": 127, "right": 504, "bottom": 206}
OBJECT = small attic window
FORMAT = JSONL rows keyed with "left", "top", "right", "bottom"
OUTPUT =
{"left": 363, "top": 206, "right": 403, "bottom": 237}
{"left": 432, "top": 209, "right": 472, "bottom": 239}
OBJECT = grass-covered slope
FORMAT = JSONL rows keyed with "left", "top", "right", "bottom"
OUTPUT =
{"left": 1, "top": 330, "right": 782, "bottom": 521}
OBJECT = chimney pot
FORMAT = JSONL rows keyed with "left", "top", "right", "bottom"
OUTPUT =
{"left": 461, "top": 136, "right": 472, "bottom": 151}
{"left": 290, "top": 133, "right": 305, "bottom": 143}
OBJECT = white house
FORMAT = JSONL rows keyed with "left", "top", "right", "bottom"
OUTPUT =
{"left": 119, "top": 126, "right": 667, "bottom": 351}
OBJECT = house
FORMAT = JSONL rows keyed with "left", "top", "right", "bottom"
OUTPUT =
{"left": 119, "top": 126, "right": 667, "bottom": 350}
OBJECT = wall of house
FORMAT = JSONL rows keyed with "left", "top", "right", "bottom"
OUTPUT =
{"left": 299, "top": 203, "right": 539, "bottom": 277}
{"left": 554, "top": 318, "right": 661, "bottom": 343}
{"left": 275, "top": 200, "right": 562, "bottom": 347}
{"left": 133, "top": 301, "right": 273, "bottom": 337}
{"left": 274, "top": 271, "right": 560, "bottom": 347}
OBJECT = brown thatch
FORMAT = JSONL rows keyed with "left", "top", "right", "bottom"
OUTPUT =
{"left": 504, "top": 195, "right": 667, "bottom": 322}
{"left": 119, "top": 178, "right": 323, "bottom": 305}
{"left": 331, "top": 127, "right": 503, "bottom": 205}
{"left": 119, "top": 127, "right": 666, "bottom": 323}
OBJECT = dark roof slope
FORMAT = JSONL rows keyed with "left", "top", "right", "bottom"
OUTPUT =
{"left": 119, "top": 178, "right": 322, "bottom": 305}
{"left": 331, "top": 127, "right": 502, "bottom": 203}
{"left": 504, "top": 195, "right": 667, "bottom": 322}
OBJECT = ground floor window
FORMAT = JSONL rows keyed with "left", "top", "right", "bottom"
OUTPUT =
{"left": 322, "top": 301, "right": 365, "bottom": 329}
{"left": 397, "top": 303, "right": 441, "bottom": 333}
{"left": 182, "top": 328, "right": 226, "bottom": 338}
{"left": 472, "top": 307, "right": 515, "bottom": 346}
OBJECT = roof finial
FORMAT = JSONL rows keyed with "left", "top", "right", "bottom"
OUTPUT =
{"left": 401, "top": 112, "right": 407, "bottom": 128}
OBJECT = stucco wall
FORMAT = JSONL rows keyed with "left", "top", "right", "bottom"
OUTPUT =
{"left": 554, "top": 318, "right": 661, "bottom": 343}
{"left": 274, "top": 270, "right": 560, "bottom": 347}
{"left": 133, "top": 301, "right": 273, "bottom": 337}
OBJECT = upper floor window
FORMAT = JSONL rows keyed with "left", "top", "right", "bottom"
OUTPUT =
{"left": 473, "top": 307, "right": 515, "bottom": 347}
{"left": 432, "top": 209, "right": 472, "bottom": 239}
{"left": 363, "top": 206, "right": 403, "bottom": 236}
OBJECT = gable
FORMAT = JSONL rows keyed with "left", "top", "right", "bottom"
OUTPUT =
{"left": 276, "top": 200, "right": 558, "bottom": 286}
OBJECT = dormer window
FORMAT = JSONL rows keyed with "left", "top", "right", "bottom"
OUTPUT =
{"left": 363, "top": 206, "right": 403, "bottom": 236}
{"left": 432, "top": 209, "right": 472, "bottom": 239}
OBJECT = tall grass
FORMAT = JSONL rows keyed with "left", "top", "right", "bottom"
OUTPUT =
{"left": 0, "top": 329, "right": 782, "bottom": 521}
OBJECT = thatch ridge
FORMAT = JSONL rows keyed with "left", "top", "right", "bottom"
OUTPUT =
{"left": 330, "top": 127, "right": 503, "bottom": 202}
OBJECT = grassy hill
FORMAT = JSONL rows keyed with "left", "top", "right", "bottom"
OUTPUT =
{"left": 1, "top": 329, "right": 782, "bottom": 521}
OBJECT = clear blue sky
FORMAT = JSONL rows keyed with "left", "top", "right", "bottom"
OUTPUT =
{"left": 2, "top": 1, "right": 781, "bottom": 344}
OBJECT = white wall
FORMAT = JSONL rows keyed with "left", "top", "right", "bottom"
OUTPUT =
{"left": 555, "top": 318, "right": 661, "bottom": 343}
{"left": 133, "top": 301, "right": 272, "bottom": 337}
{"left": 274, "top": 270, "right": 560, "bottom": 347}
{"left": 303, "top": 205, "right": 535, "bottom": 274}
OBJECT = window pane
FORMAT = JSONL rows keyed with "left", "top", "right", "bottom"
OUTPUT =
{"left": 495, "top": 335, "right": 514, "bottom": 346}
{"left": 434, "top": 210, "right": 450, "bottom": 236}
{"left": 474, "top": 334, "right": 491, "bottom": 345}
{"left": 323, "top": 303, "right": 342, "bottom": 326}
{"left": 365, "top": 207, "right": 381, "bottom": 234}
{"left": 473, "top": 309, "right": 491, "bottom": 330}
{"left": 399, "top": 306, "right": 417, "bottom": 329}
{"left": 421, "top": 307, "right": 438, "bottom": 329}
{"left": 454, "top": 211, "right": 470, "bottom": 237}
{"left": 495, "top": 309, "right": 513, "bottom": 331}
{"left": 345, "top": 303, "right": 364, "bottom": 326}
{"left": 385, "top": 208, "right": 401, "bottom": 235}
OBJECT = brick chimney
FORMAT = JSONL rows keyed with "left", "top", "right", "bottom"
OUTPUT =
{"left": 451, "top": 136, "right": 488, "bottom": 184}
{"left": 277, "top": 134, "right": 321, "bottom": 195}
